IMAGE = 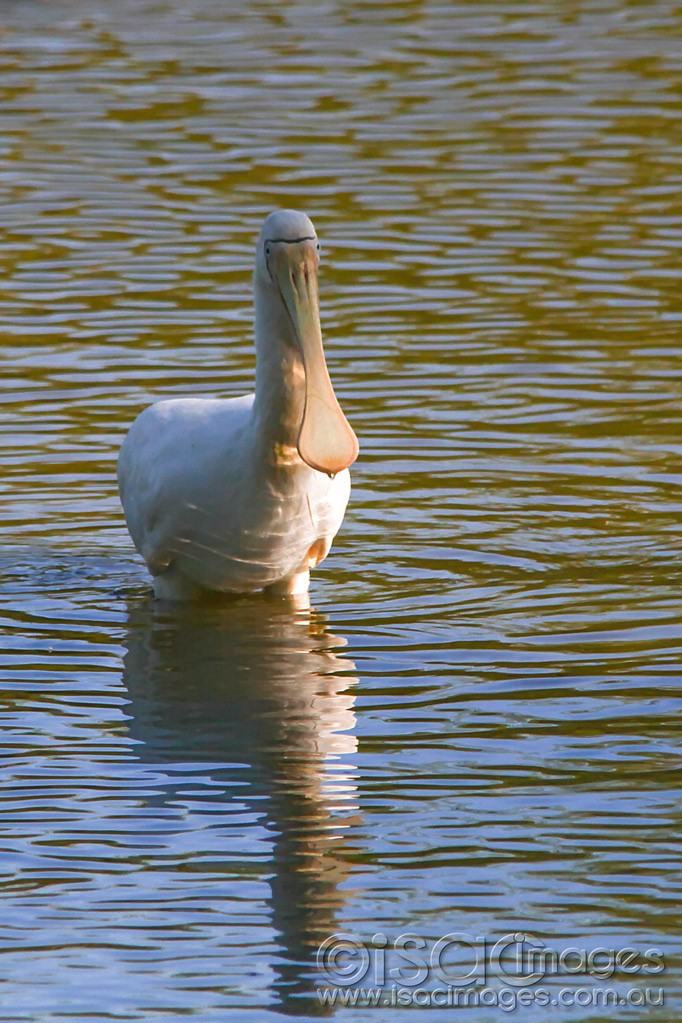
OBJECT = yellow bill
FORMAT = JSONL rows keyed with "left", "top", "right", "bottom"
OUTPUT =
{"left": 276, "top": 246, "right": 359, "bottom": 477}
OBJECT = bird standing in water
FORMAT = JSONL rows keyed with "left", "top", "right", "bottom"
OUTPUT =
{"left": 117, "top": 210, "right": 358, "bottom": 600}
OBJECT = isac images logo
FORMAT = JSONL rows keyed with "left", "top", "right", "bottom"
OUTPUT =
{"left": 316, "top": 931, "right": 665, "bottom": 1011}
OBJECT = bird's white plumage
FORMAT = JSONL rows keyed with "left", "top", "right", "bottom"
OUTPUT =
{"left": 117, "top": 210, "right": 357, "bottom": 600}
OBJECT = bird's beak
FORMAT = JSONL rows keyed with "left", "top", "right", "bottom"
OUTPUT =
{"left": 275, "top": 242, "right": 359, "bottom": 476}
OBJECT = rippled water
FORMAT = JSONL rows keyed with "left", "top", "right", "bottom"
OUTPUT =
{"left": 0, "top": 0, "right": 680, "bottom": 1019}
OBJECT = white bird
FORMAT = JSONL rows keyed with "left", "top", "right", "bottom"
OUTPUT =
{"left": 117, "top": 209, "right": 359, "bottom": 601}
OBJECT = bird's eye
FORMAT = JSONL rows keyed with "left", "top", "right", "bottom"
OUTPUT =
{"left": 265, "top": 244, "right": 271, "bottom": 257}
{"left": 316, "top": 243, "right": 320, "bottom": 251}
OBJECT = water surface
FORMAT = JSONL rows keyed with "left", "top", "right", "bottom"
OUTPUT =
{"left": 0, "top": 0, "right": 680, "bottom": 1019}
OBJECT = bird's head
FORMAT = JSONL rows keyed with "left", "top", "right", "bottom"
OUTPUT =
{"left": 255, "top": 209, "right": 359, "bottom": 477}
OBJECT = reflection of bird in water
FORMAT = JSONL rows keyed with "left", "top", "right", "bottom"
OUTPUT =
{"left": 118, "top": 209, "right": 359, "bottom": 601}
{"left": 121, "top": 596, "right": 360, "bottom": 1014}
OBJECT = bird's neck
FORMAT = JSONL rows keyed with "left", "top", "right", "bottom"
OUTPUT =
{"left": 251, "top": 279, "right": 306, "bottom": 464}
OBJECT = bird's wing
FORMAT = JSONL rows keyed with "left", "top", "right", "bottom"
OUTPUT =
{"left": 117, "top": 396, "right": 254, "bottom": 574}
